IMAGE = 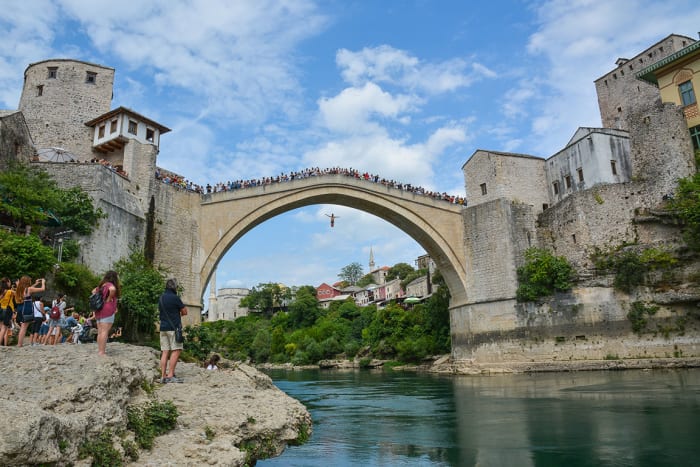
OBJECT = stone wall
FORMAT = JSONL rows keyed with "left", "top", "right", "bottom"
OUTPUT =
{"left": 151, "top": 182, "right": 204, "bottom": 324}
{"left": 122, "top": 140, "right": 159, "bottom": 213}
{"left": 626, "top": 100, "right": 696, "bottom": 192}
{"left": 545, "top": 129, "right": 631, "bottom": 204}
{"left": 451, "top": 289, "right": 700, "bottom": 362}
{"left": 18, "top": 59, "right": 114, "bottom": 160}
{"left": 0, "top": 111, "right": 34, "bottom": 171}
{"left": 39, "top": 162, "right": 147, "bottom": 274}
{"left": 462, "top": 199, "right": 536, "bottom": 304}
{"left": 463, "top": 151, "right": 548, "bottom": 212}
{"left": 594, "top": 34, "right": 695, "bottom": 130}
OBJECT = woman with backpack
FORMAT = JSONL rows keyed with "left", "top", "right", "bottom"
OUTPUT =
{"left": 14, "top": 276, "right": 45, "bottom": 347}
{"left": 46, "top": 293, "right": 72, "bottom": 345}
{"left": 92, "top": 271, "right": 120, "bottom": 356}
{"left": 0, "top": 278, "right": 15, "bottom": 346}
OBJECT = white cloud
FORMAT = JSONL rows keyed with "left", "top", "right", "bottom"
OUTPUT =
{"left": 57, "top": 0, "right": 328, "bottom": 125}
{"left": 517, "top": 0, "right": 700, "bottom": 155}
{"left": 336, "top": 45, "right": 492, "bottom": 94}
{"left": 0, "top": 0, "right": 59, "bottom": 107}
{"left": 317, "top": 82, "right": 416, "bottom": 134}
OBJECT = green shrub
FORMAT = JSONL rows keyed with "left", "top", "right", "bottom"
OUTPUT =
{"left": 627, "top": 301, "right": 659, "bottom": 334}
{"left": 78, "top": 429, "right": 122, "bottom": 467}
{"left": 290, "top": 422, "right": 311, "bottom": 446}
{"left": 516, "top": 248, "right": 574, "bottom": 302}
{"left": 593, "top": 246, "right": 677, "bottom": 292}
{"left": 127, "top": 400, "right": 179, "bottom": 450}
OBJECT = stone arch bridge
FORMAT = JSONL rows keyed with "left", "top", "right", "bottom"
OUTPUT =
{"left": 193, "top": 174, "right": 468, "bottom": 311}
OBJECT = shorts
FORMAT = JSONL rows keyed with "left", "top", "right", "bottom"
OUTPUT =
{"left": 30, "top": 319, "right": 42, "bottom": 334}
{"left": 96, "top": 314, "right": 115, "bottom": 324}
{"left": 39, "top": 323, "right": 49, "bottom": 336}
{"left": 48, "top": 319, "right": 62, "bottom": 328}
{"left": 160, "top": 331, "right": 184, "bottom": 352}
{"left": 1, "top": 310, "right": 11, "bottom": 327}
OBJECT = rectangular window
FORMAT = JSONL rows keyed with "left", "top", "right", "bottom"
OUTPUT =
{"left": 98, "top": 125, "right": 105, "bottom": 138}
{"left": 611, "top": 160, "right": 618, "bottom": 175}
{"left": 565, "top": 175, "right": 572, "bottom": 189}
{"left": 577, "top": 167, "right": 584, "bottom": 182}
{"left": 36, "top": 85, "right": 43, "bottom": 96}
{"left": 110, "top": 120, "right": 118, "bottom": 133}
{"left": 47, "top": 67, "right": 57, "bottom": 79}
{"left": 553, "top": 181, "right": 560, "bottom": 195}
{"left": 146, "top": 128, "right": 155, "bottom": 142}
{"left": 128, "top": 120, "right": 138, "bottom": 135}
{"left": 680, "top": 81, "right": 696, "bottom": 106}
{"left": 86, "top": 71, "right": 97, "bottom": 84}
{"left": 690, "top": 125, "right": 700, "bottom": 151}
{"left": 480, "top": 183, "right": 487, "bottom": 195}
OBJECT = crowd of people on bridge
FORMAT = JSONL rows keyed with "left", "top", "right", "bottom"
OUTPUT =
{"left": 155, "top": 166, "right": 466, "bottom": 205}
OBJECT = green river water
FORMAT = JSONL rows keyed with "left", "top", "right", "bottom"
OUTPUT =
{"left": 259, "top": 368, "right": 700, "bottom": 467}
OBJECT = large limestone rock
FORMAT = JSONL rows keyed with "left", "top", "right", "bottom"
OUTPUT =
{"left": 0, "top": 343, "right": 311, "bottom": 466}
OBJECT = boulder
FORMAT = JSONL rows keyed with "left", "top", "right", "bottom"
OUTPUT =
{"left": 0, "top": 343, "right": 311, "bottom": 466}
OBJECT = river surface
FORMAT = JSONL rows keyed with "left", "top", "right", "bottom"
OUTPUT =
{"left": 258, "top": 368, "right": 700, "bottom": 467}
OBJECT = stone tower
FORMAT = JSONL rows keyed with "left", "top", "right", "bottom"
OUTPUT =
{"left": 594, "top": 34, "right": 695, "bottom": 130}
{"left": 18, "top": 59, "right": 115, "bottom": 159}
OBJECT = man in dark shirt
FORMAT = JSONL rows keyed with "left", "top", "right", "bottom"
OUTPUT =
{"left": 158, "top": 278, "right": 188, "bottom": 383}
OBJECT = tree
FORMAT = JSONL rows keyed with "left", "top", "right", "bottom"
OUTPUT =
{"left": 386, "top": 262, "right": 414, "bottom": 281}
{"left": 288, "top": 286, "right": 320, "bottom": 328}
{"left": 356, "top": 273, "right": 375, "bottom": 287}
{"left": 241, "top": 282, "right": 290, "bottom": 315}
{"left": 338, "top": 262, "right": 364, "bottom": 285}
{"left": 670, "top": 170, "right": 700, "bottom": 250}
{"left": 0, "top": 230, "right": 55, "bottom": 279}
{"left": 0, "top": 163, "right": 59, "bottom": 231}
{"left": 0, "top": 162, "right": 103, "bottom": 235}
{"left": 114, "top": 250, "right": 166, "bottom": 342}
{"left": 53, "top": 186, "right": 105, "bottom": 235}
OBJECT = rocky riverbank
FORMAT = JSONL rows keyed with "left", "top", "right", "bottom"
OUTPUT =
{"left": 0, "top": 343, "right": 311, "bottom": 466}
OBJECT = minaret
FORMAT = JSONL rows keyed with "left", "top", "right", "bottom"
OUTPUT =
{"left": 369, "top": 247, "right": 375, "bottom": 272}
{"left": 208, "top": 270, "right": 218, "bottom": 321}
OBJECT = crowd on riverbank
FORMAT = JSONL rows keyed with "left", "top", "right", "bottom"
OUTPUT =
{"left": 155, "top": 166, "right": 467, "bottom": 205}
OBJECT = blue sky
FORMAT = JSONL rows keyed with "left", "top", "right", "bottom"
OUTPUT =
{"left": 2, "top": 1, "right": 700, "bottom": 294}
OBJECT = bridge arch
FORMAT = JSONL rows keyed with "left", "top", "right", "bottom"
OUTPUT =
{"left": 197, "top": 175, "right": 467, "bottom": 309}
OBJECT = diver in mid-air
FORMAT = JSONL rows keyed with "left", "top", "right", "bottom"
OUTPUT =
{"left": 325, "top": 213, "right": 339, "bottom": 228}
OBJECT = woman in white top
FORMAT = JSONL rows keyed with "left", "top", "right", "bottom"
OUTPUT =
{"left": 30, "top": 297, "right": 45, "bottom": 346}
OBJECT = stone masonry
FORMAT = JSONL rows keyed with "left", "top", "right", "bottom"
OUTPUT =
{"left": 3, "top": 37, "right": 700, "bottom": 364}
{"left": 19, "top": 59, "right": 114, "bottom": 159}
{"left": 595, "top": 34, "right": 695, "bottom": 130}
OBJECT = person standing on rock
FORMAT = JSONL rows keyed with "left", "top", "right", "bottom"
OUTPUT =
{"left": 93, "top": 271, "right": 120, "bottom": 356}
{"left": 0, "top": 278, "right": 15, "bottom": 346}
{"left": 158, "top": 278, "right": 187, "bottom": 383}
{"left": 14, "top": 276, "right": 45, "bottom": 347}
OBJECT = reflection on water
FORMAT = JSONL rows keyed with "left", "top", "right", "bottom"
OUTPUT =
{"left": 259, "top": 369, "right": 700, "bottom": 467}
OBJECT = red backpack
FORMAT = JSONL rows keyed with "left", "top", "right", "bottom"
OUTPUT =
{"left": 49, "top": 305, "right": 61, "bottom": 321}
